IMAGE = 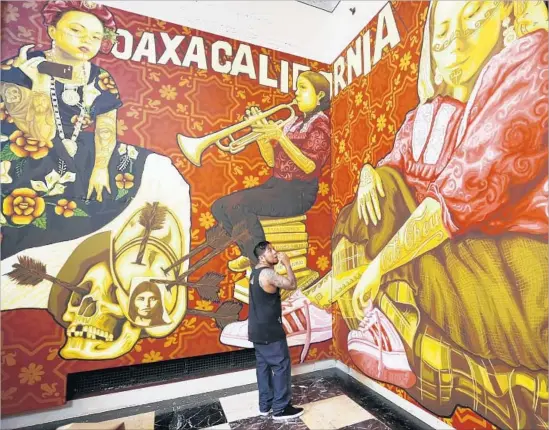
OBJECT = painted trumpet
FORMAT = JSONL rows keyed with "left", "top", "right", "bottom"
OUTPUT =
{"left": 177, "top": 100, "right": 297, "bottom": 167}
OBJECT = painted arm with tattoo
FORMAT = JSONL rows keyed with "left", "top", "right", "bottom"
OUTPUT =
{"left": 2, "top": 45, "right": 55, "bottom": 142}
{"left": 259, "top": 253, "right": 297, "bottom": 293}
{"left": 87, "top": 109, "right": 117, "bottom": 201}
{"left": 352, "top": 197, "right": 450, "bottom": 318}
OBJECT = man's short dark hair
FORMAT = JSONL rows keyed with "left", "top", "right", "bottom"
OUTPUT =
{"left": 253, "top": 241, "right": 271, "bottom": 259}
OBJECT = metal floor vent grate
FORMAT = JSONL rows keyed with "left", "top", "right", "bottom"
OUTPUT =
{"left": 66, "top": 348, "right": 257, "bottom": 400}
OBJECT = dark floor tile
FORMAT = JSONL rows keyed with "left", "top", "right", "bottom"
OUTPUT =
{"left": 230, "top": 414, "right": 309, "bottom": 430}
{"left": 331, "top": 370, "right": 434, "bottom": 430}
{"left": 291, "top": 375, "right": 345, "bottom": 405}
{"left": 340, "top": 418, "right": 391, "bottom": 430}
{"left": 155, "top": 400, "right": 226, "bottom": 429}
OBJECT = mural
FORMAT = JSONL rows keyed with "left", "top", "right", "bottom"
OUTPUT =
{"left": 204, "top": 70, "right": 333, "bottom": 362}
{"left": 0, "top": 0, "right": 332, "bottom": 415}
{"left": 3, "top": 1, "right": 545, "bottom": 427}
{"left": 330, "top": 1, "right": 548, "bottom": 429}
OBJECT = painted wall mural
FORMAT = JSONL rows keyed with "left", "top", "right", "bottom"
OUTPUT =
{"left": 330, "top": 1, "right": 548, "bottom": 430}
{"left": 0, "top": 0, "right": 333, "bottom": 415}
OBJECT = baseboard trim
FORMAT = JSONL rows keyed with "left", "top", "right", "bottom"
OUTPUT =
{"left": 2, "top": 358, "right": 452, "bottom": 430}
{"left": 335, "top": 361, "right": 454, "bottom": 430}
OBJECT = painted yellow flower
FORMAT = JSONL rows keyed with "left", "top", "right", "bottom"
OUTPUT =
{"left": 1, "top": 59, "right": 15, "bottom": 71}
{"left": 115, "top": 173, "right": 134, "bottom": 189}
{"left": 243, "top": 176, "right": 259, "bottom": 188}
{"left": 399, "top": 52, "right": 412, "bottom": 71}
{"left": 195, "top": 300, "right": 214, "bottom": 311}
{"left": 98, "top": 72, "right": 118, "bottom": 95}
{"left": 3, "top": 188, "right": 45, "bottom": 225}
{"left": 316, "top": 255, "right": 329, "bottom": 271}
{"left": 54, "top": 199, "right": 77, "bottom": 218}
{"left": 199, "top": 212, "right": 215, "bottom": 229}
{"left": 18, "top": 363, "right": 44, "bottom": 385}
{"left": 159, "top": 85, "right": 177, "bottom": 100}
{"left": 354, "top": 92, "right": 363, "bottom": 106}
{"left": 318, "top": 182, "right": 329, "bottom": 196}
{"left": 142, "top": 350, "right": 163, "bottom": 363}
{"left": 9, "top": 130, "right": 53, "bottom": 160}
{"left": 117, "top": 119, "right": 128, "bottom": 136}
{"left": 338, "top": 140, "right": 346, "bottom": 154}
{"left": 376, "top": 114, "right": 387, "bottom": 132}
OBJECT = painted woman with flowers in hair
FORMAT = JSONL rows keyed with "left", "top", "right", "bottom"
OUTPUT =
{"left": 330, "top": 1, "right": 548, "bottom": 428}
{"left": 0, "top": 1, "right": 153, "bottom": 257}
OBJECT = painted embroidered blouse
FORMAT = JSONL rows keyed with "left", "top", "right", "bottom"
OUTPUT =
{"left": 273, "top": 111, "right": 330, "bottom": 182}
{"left": 0, "top": 50, "right": 152, "bottom": 258}
{"left": 378, "top": 29, "right": 548, "bottom": 238}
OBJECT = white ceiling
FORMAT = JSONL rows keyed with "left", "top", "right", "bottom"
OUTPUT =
{"left": 97, "top": 0, "right": 386, "bottom": 64}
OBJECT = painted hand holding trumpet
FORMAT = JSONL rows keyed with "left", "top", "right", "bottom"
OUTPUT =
{"left": 176, "top": 101, "right": 296, "bottom": 167}
{"left": 245, "top": 105, "right": 283, "bottom": 141}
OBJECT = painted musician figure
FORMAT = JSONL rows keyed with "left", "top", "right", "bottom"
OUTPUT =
{"left": 212, "top": 71, "right": 331, "bottom": 270}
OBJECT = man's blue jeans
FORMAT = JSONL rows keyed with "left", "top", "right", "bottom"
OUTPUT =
{"left": 253, "top": 338, "right": 292, "bottom": 414}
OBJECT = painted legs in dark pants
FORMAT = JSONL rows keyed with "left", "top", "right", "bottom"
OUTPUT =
{"left": 211, "top": 177, "right": 318, "bottom": 263}
{"left": 253, "top": 338, "right": 292, "bottom": 414}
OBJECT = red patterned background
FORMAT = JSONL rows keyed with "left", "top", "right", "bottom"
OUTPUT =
{"left": 0, "top": 1, "right": 333, "bottom": 415}
{"left": 330, "top": 2, "right": 497, "bottom": 429}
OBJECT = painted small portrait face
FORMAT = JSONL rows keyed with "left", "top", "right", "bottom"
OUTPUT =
{"left": 32, "top": 93, "right": 51, "bottom": 114}
{"left": 49, "top": 10, "right": 104, "bottom": 61}
{"left": 134, "top": 291, "right": 160, "bottom": 318}
{"left": 431, "top": 1, "right": 506, "bottom": 87}
{"left": 296, "top": 75, "right": 322, "bottom": 113}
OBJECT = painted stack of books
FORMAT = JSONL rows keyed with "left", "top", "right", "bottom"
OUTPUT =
{"left": 232, "top": 214, "right": 320, "bottom": 303}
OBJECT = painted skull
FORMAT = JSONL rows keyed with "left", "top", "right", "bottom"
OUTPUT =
{"left": 50, "top": 202, "right": 189, "bottom": 360}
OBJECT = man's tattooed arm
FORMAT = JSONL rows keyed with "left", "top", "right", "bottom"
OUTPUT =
{"left": 259, "top": 268, "right": 297, "bottom": 292}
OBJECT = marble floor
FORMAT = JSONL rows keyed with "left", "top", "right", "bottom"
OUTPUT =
{"left": 31, "top": 369, "right": 435, "bottom": 430}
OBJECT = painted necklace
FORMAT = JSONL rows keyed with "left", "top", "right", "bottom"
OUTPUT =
{"left": 45, "top": 50, "right": 89, "bottom": 157}
{"left": 45, "top": 50, "right": 89, "bottom": 106}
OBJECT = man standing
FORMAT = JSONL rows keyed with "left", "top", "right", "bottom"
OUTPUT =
{"left": 248, "top": 241, "right": 304, "bottom": 420}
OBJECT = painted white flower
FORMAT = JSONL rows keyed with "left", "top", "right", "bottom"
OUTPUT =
{"left": 48, "top": 183, "right": 66, "bottom": 196}
{"left": 45, "top": 169, "right": 61, "bottom": 189}
{"left": 30, "top": 180, "right": 48, "bottom": 193}
{"left": 118, "top": 144, "right": 127, "bottom": 155}
{"left": 30, "top": 169, "right": 75, "bottom": 194}
{"left": 0, "top": 212, "right": 6, "bottom": 225}
{"left": 0, "top": 160, "right": 12, "bottom": 184}
{"left": 83, "top": 82, "right": 101, "bottom": 107}
{"left": 127, "top": 145, "right": 139, "bottom": 160}
{"left": 118, "top": 144, "right": 138, "bottom": 160}
{"left": 60, "top": 171, "right": 76, "bottom": 184}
